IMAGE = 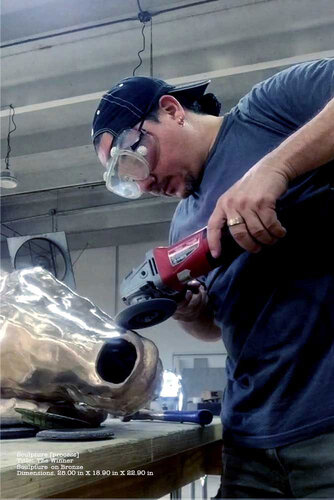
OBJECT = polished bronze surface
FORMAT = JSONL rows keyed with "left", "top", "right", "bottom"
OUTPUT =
{"left": 0, "top": 267, "right": 162, "bottom": 417}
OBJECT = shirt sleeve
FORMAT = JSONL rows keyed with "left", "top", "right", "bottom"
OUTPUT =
{"left": 169, "top": 202, "right": 184, "bottom": 245}
{"left": 237, "top": 58, "right": 334, "bottom": 133}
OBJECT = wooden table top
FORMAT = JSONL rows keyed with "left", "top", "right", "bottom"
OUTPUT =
{"left": 1, "top": 417, "right": 223, "bottom": 499}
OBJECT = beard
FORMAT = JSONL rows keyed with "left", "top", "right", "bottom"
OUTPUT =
{"left": 150, "top": 171, "right": 200, "bottom": 199}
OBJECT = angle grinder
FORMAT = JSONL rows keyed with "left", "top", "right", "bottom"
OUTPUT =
{"left": 115, "top": 225, "right": 240, "bottom": 330}
{"left": 115, "top": 184, "right": 333, "bottom": 331}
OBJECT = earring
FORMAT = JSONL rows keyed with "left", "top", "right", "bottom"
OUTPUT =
{"left": 178, "top": 117, "right": 184, "bottom": 127}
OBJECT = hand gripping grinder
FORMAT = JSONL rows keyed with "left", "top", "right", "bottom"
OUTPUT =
{"left": 115, "top": 184, "right": 334, "bottom": 330}
{"left": 115, "top": 226, "right": 240, "bottom": 330}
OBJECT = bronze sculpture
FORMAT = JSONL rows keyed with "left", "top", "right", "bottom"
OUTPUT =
{"left": 0, "top": 267, "right": 162, "bottom": 423}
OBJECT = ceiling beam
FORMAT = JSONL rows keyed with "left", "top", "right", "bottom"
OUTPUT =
{"left": 2, "top": 49, "right": 334, "bottom": 118}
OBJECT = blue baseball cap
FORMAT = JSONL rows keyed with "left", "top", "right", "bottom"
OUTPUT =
{"left": 91, "top": 76, "right": 210, "bottom": 143}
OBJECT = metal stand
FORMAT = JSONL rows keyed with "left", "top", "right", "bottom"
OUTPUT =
{"left": 189, "top": 476, "right": 208, "bottom": 499}
{"left": 170, "top": 487, "right": 182, "bottom": 499}
{"left": 190, "top": 481, "right": 196, "bottom": 499}
{"left": 200, "top": 475, "right": 208, "bottom": 499}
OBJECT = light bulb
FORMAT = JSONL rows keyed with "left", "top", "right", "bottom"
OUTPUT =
{"left": 0, "top": 170, "right": 18, "bottom": 189}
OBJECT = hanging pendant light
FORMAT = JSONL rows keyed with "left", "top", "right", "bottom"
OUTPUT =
{"left": 0, "top": 104, "right": 18, "bottom": 189}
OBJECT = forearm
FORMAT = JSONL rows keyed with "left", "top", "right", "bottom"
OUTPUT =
{"left": 269, "top": 97, "right": 334, "bottom": 180}
{"left": 175, "top": 309, "right": 221, "bottom": 342}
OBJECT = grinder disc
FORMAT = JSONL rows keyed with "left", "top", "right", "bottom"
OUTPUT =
{"left": 115, "top": 299, "right": 177, "bottom": 330}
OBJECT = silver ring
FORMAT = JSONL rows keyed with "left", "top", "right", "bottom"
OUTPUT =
{"left": 227, "top": 216, "right": 245, "bottom": 227}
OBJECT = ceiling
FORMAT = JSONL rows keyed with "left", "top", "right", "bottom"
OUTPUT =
{"left": 1, "top": 0, "right": 334, "bottom": 257}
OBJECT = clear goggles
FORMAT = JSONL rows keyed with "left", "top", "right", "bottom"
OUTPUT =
{"left": 103, "top": 128, "right": 158, "bottom": 199}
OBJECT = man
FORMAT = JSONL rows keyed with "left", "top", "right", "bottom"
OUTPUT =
{"left": 92, "top": 58, "right": 334, "bottom": 497}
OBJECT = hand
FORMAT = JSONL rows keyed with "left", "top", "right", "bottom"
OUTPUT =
{"left": 207, "top": 158, "right": 290, "bottom": 257}
{"left": 173, "top": 281, "right": 208, "bottom": 323}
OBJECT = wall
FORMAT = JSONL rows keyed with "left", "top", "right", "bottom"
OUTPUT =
{"left": 0, "top": 256, "right": 12, "bottom": 273}
{"left": 72, "top": 245, "right": 117, "bottom": 317}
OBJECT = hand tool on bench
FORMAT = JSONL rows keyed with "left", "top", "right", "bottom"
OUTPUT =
{"left": 122, "top": 409, "right": 213, "bottom": 426}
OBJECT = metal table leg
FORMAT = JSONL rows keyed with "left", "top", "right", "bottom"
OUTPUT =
{"left": 200, "top": 475, "right": 208, "bottom": 499}
{"left": 190, "top": 480, "right": 196, "bottom": 499}
{"left": 170, "top": 487, "right": 182, "bottom": 499}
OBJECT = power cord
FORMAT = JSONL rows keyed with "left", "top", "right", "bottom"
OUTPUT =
{"left": 132, "top": 22, "right": 146, "bottom": 76}
{"left": 132, "top": 2, "right": 153, "bottom": 76}
{"left": 5, "top": 105, "right": 17, "bottom": 171}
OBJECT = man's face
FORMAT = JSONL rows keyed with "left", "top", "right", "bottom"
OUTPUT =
{"left": 96, "top": 97, "right": 202, "bottom": 199}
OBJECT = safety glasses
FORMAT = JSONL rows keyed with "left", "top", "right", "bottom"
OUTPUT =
{"left": 103, "top": 126, "right": 158, "bottom": 199}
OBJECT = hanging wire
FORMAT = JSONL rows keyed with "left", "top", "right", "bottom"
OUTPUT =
{"left": 150, "top": 17, "right": 153, "bottom": 77}
{"left": 132, "top": 22, "right": 146, "bottom": 76}
{"left": 50, "top": 209, "right": 56, "bottom": 232}
{"left": 132, "top": 0, "right": 153, "bottom": 76}
{"left": 50, "top": 190, "right": 59, "bottom": 232}
{"left": 5, "top": 105, "right": 17, "bottom": 170}
{"left": 55, "top": 197, "right": 58, "bottom": 232}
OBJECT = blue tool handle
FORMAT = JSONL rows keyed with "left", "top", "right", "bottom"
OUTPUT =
{"left": 162, "top": 410, "right": 213, "bottom": 425}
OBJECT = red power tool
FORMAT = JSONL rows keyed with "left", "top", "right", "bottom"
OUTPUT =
{"left": 115, "top": 185, "right": 333, "bottom": 331}
{"left": 115, "top": 225, "right": 240, "bottom": 330}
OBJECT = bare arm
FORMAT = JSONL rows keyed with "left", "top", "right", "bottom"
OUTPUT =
{"left": 172, "top": 282, "right": 221, "bottom": 342}
{"left": 270, "top": 97, "right": 334, "bottom": 180}
{"left": 207, "top": 97, "right": 334, "bottom": 257}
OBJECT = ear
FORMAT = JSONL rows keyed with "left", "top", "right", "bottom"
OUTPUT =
{"left": 158, "top": 95, "right": 183, "bottom": 120}
{"left": 97, "top": 132, "right": 113, "bottom": 167}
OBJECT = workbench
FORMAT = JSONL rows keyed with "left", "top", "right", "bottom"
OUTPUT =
{"left": 0, "top": 417, "right": 222, "bottom": 499}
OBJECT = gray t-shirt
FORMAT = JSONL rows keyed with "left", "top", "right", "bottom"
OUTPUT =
{"left": 169, "top": 58, "right": 334, "bottom": 448}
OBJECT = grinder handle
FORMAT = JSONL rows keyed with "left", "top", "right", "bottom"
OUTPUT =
{"left": 152, "top": 185, "right": 333, "bottom": 293}
{"left": 208, "top": 183, "right": 334, "bottom": 270}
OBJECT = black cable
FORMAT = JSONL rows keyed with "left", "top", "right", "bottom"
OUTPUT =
{"left": 1, "top": 222, "right": 48, "bottom": 256}
{"left": 1, "top": 222, "right": 22, "bottom": 237}
{"left": 1, "top": 0, "right": 274, "bottom": 50}
{"left": 5, "top": 105, "right": 17, "bottom": 171}
{"left": 0, "top": 16, "right": 138, "bottom": 49}
{"left": 150, "top": 17, "right": 153, "bottom": 77}
{"left": 132, "top": 0, "right": 154, "bottom": 77}
{"left": 132, "top": 22, "right": 146, "bottom": 76}
{"left": 154, "top": 0, "right": 220, "bottom": 16}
